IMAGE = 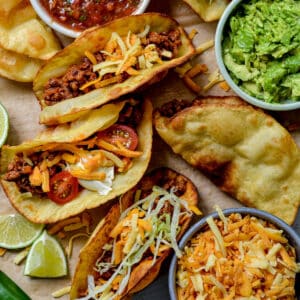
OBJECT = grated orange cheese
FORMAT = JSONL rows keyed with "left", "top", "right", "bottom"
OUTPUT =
{"left": 29, "top": 166, "right": 42, "bottom": 186}
{"left": 0, "top": 247, "right": 6, "bottom": 256}
{"left": 176, "top": 213, "right": 300, "bottom": 300}
{"left": 188, "top": 28, "right": 198, "bottom": 40}
{"left": 98, "top": 139, "right": 142, "bottom": 158}
{"left": 47, "top": 216, "right": 82, "bottom": 235}
{"left": 78, "top": 26, "right": 171, "bottom": 92}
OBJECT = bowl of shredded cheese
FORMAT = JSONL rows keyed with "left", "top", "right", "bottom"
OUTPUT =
{"left": 169, "top": 207, "right": 300, "bottom": 300}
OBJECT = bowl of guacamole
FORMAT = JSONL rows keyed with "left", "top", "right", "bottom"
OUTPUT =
{"left": 215, "top": 0, "right": 300, "bottom": 110}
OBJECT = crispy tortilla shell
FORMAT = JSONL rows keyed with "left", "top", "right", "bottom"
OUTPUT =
{"left": 34, "top": 13, "right": 195, "bottom": 125}
{"left": 0, "top": 99, "right": 152, "bottom": 223}
{"left": 154, "top": 96, "right": 300, "bottom": 225}
{"left": 183, "top": 0, "right": 230, "bottom": 22}
{"left": 70, "top": 167, "right": 199, "bottom": 299}
{"left": 0, "top": 0, "right": 61, "bottom": 60}
{"left": 0, "top": 46, "right": 42, "bottom": 82}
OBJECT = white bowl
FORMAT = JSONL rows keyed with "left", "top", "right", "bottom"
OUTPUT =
{"left": 30, "top": 0, "right": 151, "bottom": 39}
{"left": 215, "top": 0, "right": 300, "bottom": 111}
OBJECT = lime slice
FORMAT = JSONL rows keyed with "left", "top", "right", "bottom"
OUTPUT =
{"left": 0, "top": 102, "right": 9, "bottom": 147}
{"left": 24, "top": 230, "right": 67, "bottom": 278}
{"left": 0, "top": 214, "right": 44, "bottom": 249}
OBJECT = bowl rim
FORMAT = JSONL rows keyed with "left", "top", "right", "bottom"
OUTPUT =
{"left": 0, "top": 101, "right": 9, "bottom": 147}
{"left": 29, "top": 0, "right": 151, "bottom": 39}
{"left": 168, "top": 207, "right": 300, "bottom": 300}
{"left": 215, "top": 0, "right": 300, "bottom": 111}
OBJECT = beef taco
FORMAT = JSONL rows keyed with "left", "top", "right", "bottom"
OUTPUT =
{"left": 33, "top": 13, "right": 195, "bottom": 125}
{"left": 0, "top": 97, "right": 152, "bottom": 223}
{"left": 154, "top": 96, "right": 300, "bottom": 225}
{"left": 70, "top": 167, "right": 200, "bottom": 300}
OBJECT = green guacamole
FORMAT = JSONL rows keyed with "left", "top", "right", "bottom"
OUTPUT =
{"left": 222, "top": 0, "right": 300, "bottom": 103}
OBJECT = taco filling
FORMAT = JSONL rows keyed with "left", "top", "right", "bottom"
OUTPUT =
{"left": 3, "top": 101, "right": 143, "bottom": 204}
{"left": 43, "top": 27, "right": 182, "bottom": 106}
{"left": 78, "top": 183, "right": 196, "bottom": 300}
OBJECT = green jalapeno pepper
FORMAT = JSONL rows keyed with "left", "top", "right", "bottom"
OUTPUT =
{"left": 0, "top": 271, "right": 31, "bottom": 300}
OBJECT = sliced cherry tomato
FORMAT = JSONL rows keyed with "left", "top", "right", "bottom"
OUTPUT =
{"left": 47, "top": 171, "right": 79, "bottom": 204}
{"left": 97, "top": 124, "right": 138, "bottom": 150}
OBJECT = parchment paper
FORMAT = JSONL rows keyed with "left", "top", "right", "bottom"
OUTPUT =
{"left": 0, "top": 1, "right": 300, "bottom": 299}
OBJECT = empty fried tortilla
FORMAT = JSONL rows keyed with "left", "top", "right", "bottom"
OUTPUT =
{"left": 182, "top": 0, "right": 230, "bottom": 22}
{"left": 154, "top": 96, "right": 300, "bottom": 224}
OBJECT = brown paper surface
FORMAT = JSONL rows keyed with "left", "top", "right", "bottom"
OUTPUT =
{"left": 0, "top": 1, "right": 300, "bottom": 299}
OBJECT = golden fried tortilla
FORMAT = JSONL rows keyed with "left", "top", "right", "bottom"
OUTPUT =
{"left": 0, "top": 46, "right": 42, "bottom": 82}
{"left": 34, "top": 13, "right": 195, "bottom": 125}
{"left": 0, "top": 0, "right": 60, "bottom": 82}
{"left": 154, "top": 96, "right": 300, "bottom": 225}
{"left": 0, "top": 99, "right": 152, "bottom": 223}
{"left": 182, "top": 0, "right": 230, "bottom": 22}
{"left": 0, "top": 0, "right": 61, "bottom": 60}
{"left": 70, "top": 167, "right": 199, "bottom": 299}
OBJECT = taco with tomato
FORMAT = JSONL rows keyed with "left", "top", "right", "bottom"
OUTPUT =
{"left": 33, "top": 13, "right": 195, "bottom": 125}
{"left": 0, "top": 97, "right": 152, "bottom": 223}
{"left": 70, "top": 167, "right": 200, "bottom": 300}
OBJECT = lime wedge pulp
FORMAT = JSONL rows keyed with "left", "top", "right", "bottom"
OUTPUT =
{"left": 24, "top": 230, "right": 67, "bottom": 278}
{"left": 0, "top": 214, "right": 44, "bottom": 249}
{"left": 0, "top": 102, "right": 9, "bottom": 147}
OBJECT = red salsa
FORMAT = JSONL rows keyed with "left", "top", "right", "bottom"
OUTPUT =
{"left": 40, "top": 0, "right": 141, "bottom": 31}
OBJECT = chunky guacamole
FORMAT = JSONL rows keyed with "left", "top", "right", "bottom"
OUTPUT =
{"left": 222, "top": 0, "right": 300, "bottom": 103}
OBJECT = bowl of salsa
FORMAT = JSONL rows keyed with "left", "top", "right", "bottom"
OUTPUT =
{"left": 30, "top": 0, "right": 151, "bottom": 38}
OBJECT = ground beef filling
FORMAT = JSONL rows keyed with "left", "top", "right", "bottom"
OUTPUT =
{"left": 158, "top": 99, "right": 191, "bottom": 118}
{"left": 4, "top": 151, "right": 64, "bottom": 194}
{"left": 43, "top": 29, "right": 182, "bottom": 106}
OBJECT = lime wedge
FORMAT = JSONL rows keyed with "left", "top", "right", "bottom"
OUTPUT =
{"left": 24, "top": 230, "right": 67, "bottom": 278}
{"left": 0, "top": 214, "right": 44, "bottom": 249}
{"left": 0, "top": 102, "right": 9, "bottom": 147}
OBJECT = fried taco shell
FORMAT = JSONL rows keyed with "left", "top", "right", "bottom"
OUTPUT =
{"left": 34, "top": 13, "right": 195, "bottom": 125}
{"left": 0, "top": 0, "right": 61, "bottom": 82}
{"left": 0, "top": 0, "right": 61, "bottom": 60}
{"left": 0, "top": 98, "right": 152, "bottom": 223}
{"left": 70, "top": 167, "right": 199, "bottom": 299}
{"left": 183, "top": 0, "right": 230, "bottom": 22}
{"left": 0, "top": 46, "right": 42, "bottom": 82}
{"left": 154, "top": 96, "right": 300, "bottom": 225}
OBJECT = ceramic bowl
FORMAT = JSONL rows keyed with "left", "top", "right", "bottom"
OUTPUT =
{"left": 169, "top": 207, "right": 300, "bottom": 299}
{"left": 215, "top": 0, "right": 300, "bottom": 111}
{"left": 30, "top": 0, "right": 151, "bottom": 38}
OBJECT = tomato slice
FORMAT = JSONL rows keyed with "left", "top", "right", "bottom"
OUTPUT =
{"left": 97, "top": 124, "right": 138, "bottom": 150}
{"left": 47, "top": 171, "right": 79, "bottom": 204}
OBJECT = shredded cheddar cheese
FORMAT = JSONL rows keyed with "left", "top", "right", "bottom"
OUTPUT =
{"left": 97, "top": 139, "right": 142, "bottom": 158}
{"left": 0, "top": 247, "right": 6, "bottom": 256}
{"left": 186, "top": 63, "right": 208, "bottom": 78}
{"left": 219, "top": 80, "right": 230, "bottom": 91}
{"left": 176, "top": 213, "right": 300, "bottom": 300}
{"left": 203, "top": 68, "right": 224, "bottom": 91}
{"left": 188, "top": 28, "right": 198, "bottom": 40}
{"left": 52, "top": 286, "right": 71, "bottom": 298}
{"left": 13, "top": 247, "right": 30, "bottom": 265}
{"left": 183, "top": 75, "right": 201, "bottom": 94}
{"left": 195, "top": 39, "right": 214, "bottom": 55}
{"left": 78, "top": 26, "right": 173, "bottom": 92}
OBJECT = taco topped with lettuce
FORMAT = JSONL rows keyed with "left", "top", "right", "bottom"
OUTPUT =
{"left": 70, "top": 168, "right": 200, "bottom": 300}
{"left": 0, "top": 97, "right": 152, "bottom": 223}
{"left": 33, "top": 13, "right": 195, "bottom": 125}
